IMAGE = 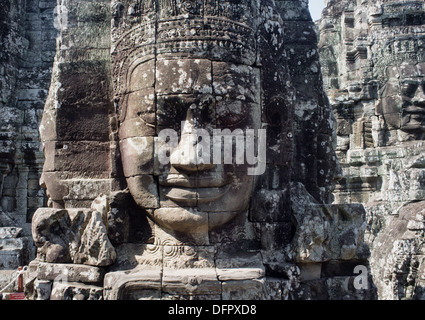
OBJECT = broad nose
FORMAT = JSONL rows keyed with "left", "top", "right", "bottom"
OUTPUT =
{"left": 412, "top": 86, "right": 425, "bottom": 106}
{"left": 169, "top": 110, "right": 215, "bottom": 173}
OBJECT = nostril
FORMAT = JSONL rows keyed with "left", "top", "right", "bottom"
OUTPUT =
{"left": 172, "top": 162, "right": 215, "bottom": 173}
{"left": 170, "top": 145, "right": 215, "bottom": 172}
{"left": 170, "top": 146, "right": 198, "bottom": 172}
{"left": 172, "top": 163, "right": 198, "bottom": 172}
{"left": 169, "top": 129, "right": 215, "bottom": 172}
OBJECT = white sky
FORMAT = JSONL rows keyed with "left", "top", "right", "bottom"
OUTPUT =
{"left": 309, "top": 0, "right": 326, "bottom": 21}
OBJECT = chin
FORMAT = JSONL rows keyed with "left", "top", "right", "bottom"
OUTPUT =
{"left": 150, "top": 207, "right": 240, "bottom": 233}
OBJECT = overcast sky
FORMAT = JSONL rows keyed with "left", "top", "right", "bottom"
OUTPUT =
{"left": 309, "top": 0, "right": 326, "bottom": 21}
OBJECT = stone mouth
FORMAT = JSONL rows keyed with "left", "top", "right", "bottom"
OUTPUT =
{"left": 159, "top": 173, "right": 229, "bottom": 188}
{"left": 160, "top": 185, "right": 231, "bottom": 205}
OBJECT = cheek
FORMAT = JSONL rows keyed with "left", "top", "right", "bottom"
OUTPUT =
{"left": 119, "top": 137, "right": 155, "bottom": 178}
{"left": 40, "top": 172, "right": 68, "bottom": 201}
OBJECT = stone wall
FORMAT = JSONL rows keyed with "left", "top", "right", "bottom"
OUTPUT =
{"left": 0, "top": 0, "right": 57, "bottom": 289}
{"left": 318, "top": 0, "right": 425, "bottom": 299}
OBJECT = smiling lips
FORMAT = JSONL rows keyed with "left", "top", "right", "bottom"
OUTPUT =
{"left": 159, "top": 173, "right": 230, "bottom": 205}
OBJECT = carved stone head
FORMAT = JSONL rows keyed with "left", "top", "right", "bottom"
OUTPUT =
{"left": 111, "top": 0, "right": 290, "bottom": 235}
{"left": 378, "top": 61, "right": 425, "bottom": 140}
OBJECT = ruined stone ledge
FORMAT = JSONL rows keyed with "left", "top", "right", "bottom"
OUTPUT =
{"left": 103, "top": 267, "right": 283, "bottom": 300}
{"left": 36, "top": 262, "right": 105, "bottom": 283}
{"left": 0, "top": 227, "right": 23, "bottom": 239}
{"left": 50, "top": 281, "right": 103, "bottom": 300}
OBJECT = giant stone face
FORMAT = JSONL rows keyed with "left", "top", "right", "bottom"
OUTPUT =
{"left": 113, "top": 0, "right": 264, "bottom": 234}
{"left": 378, "top": 62, "right": 425, "bottom": 139}
{"left": 119, "top": 57, "right": 262, "bottom": 233}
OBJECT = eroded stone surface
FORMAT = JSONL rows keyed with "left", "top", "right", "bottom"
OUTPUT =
{"left": 36, "top": 262, "right": 105, "bottom": 283}
{"left": 319, "top": 0, "right": 425, "bottom": 300}
{"left": 31, "top": 198, "right": 116, "bottom": 267}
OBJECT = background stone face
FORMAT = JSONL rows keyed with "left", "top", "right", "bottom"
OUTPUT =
{"left": 0, "top": 0, "right": 59, "bottom": 289}
{"left": 318, "top": 0, "right": 425, "bottom": 299}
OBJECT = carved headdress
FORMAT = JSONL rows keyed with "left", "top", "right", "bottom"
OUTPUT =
{"left": 111, "top": 0, "right": 259, "bottom": 98}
